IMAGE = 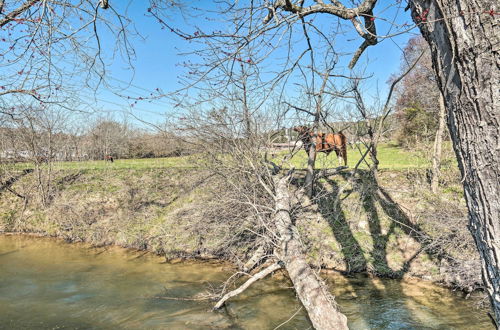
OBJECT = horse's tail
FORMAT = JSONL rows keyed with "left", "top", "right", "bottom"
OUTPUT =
{"left": 338, "top": 131, "right": 347, "bottom": 166}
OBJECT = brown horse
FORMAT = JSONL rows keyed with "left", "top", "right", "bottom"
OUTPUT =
{"left": 104, "top": 155, "right": 114, "bottom": 163}
{"left": 293, "top": 126, "right": 347, "bottom": 166}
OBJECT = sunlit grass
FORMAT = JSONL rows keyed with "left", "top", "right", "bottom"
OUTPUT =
{"left": 279, "top": 143, "right": 434, "bottom": 170}
{"left": 2, "top": 155, "right": 198, "bottom": 171}
{"left": 2, "top": 143, "right": 455, "bottom": 172}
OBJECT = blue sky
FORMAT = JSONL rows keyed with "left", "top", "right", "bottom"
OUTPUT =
{"left": 73, "top": 1, "right": 421, "bottom": 127}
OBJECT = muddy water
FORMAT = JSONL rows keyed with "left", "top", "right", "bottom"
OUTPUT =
{"left": 0, "top": 235, "right": 492, "bottom": 329}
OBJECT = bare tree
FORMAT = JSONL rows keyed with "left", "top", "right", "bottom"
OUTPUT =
{"left": 1, "top": 104, "right": 69, "bottom": 205}
{"left": 0, "top": 0, "right": 134, "bottom": 119}
{"left": 246, "top": 0, "right": 500, "bottom": 323}
{"left": 86, "top": 118, "right": 129, "bottom": 159}
{"left": 175, "top": 97, "right": 349, "bottom": 328}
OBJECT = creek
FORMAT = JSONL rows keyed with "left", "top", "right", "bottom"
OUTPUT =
{"left": 0, "top": 235, "right": 491, "bottom": 329}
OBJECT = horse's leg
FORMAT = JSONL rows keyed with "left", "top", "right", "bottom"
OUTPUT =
{"left": 339, "top": 147, "right": 347, "bottom": 167}
{"left": 343, "top": 146, "right": 348, "bottom": 166}
{"left": 333, "top": 149, "right": 340, "bottom": 166}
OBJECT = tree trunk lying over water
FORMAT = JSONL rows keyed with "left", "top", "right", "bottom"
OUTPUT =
{"left": 213, "top": 262, "right": 282, "bottom": 310}
{"left": 274, "top": 175, "right": 348, "bottom": 330}
{"left": 214, "top": 174, "right": 348, "bottom": 329}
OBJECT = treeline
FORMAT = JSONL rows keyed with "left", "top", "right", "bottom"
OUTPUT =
{"left": 0, "top": 35, "right": 444, "bottom": 164}
{"left": 0, "top": 119, "right": 188, "bottom": 162}
{"left": 393, "top": 36, "right": 447, "bottom": 147}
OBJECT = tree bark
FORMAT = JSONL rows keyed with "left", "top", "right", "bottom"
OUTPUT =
{"left": 409, "top": 0, "right": 500, "bottom": 322}
{"left": 243, "top": 245, "right": 266, "bottom": 272}
{"left": 431, "top": 91, "right": 446, "bottom": 193}
{"left": 274, "top": 175, "right": 348, "bottom": 330}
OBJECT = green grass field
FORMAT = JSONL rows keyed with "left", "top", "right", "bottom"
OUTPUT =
{"left": 2, "top": 143, "right": 455, "bottom": 172}
{"left": 285, "top": 144, "right": 431, "bottom": 170}
{"left": 3, "top": 155, "right": 197, "bottom": 171}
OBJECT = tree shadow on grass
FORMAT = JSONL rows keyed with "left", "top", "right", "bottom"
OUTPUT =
{"left": 314, "top": 169, "right": 435, "bottom": 276}
{"left": 309, "top": 170, "right": 425, "bottom": 328}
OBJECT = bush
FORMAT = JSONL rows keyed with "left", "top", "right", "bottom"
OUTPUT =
{"left": 396, "top": 102, "right": 438, "bottom": 147}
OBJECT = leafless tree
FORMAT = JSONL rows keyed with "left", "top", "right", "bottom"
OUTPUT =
{"left": 1, "top": 103, "right": 69, "bottom": 205}
{"left": 151, "top": 0, "right": 499, "bottom": 326}
{"left": 392, "top": 36, "right": 448, "bottom": 193}
{"left": 85, "top": 118, "right": 129, "bottom": 159}
{"left": 0, "top": 0, "right": 136, "bottom": 120}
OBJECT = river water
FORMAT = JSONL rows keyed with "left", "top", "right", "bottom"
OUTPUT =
{"left": 0, "top": 235, "right": 492, "bottom": 329}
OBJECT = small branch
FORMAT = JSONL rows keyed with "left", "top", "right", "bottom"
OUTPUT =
{"left": 274, "top": 306, "right": 303, "bottom": 329}
{"left": 0, "top": 0, "right": 40, "bottom": 28}
{"left": 285, "top": 102, "right": 316, "bottom": 117}
{"left": 348, "top": 39, "right": 370, "bottom": 69}
{"left": 213, "top": 262, "right": 282, "bottom": 310}
{"left": 316, "top": 166, "right": 347, "bottom": 179}
{"left": 374, "top": 49, "right": 425, "bottom": 145}
{"left": 153, "top": 295, "right": 211, "bottom": 301}
{"left": 243, "top": 245, "right": 268, "bottom": 272}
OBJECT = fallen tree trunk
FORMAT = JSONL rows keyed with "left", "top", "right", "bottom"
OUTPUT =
{"left": 274, "top": 175, "right": 348, "bottom": 330}
{"left": 213, "top": 173, "right": 349, "bottom": 329}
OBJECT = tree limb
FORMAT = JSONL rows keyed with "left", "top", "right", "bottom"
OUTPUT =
{"left": 0, "top": 0, "right": 40, "bottom": 28}
{"left": 213, "top": 262, "right": 282, "bottom": 309}
{"left": 265, "top": 0, "right": 379, "bottom": 68}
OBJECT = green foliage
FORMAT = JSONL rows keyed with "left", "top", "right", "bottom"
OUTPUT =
{"left": 397, "top": 102, "right": 438, "bottom": 147}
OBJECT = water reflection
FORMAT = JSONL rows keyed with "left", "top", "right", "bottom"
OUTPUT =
{"left": 0, "top": 236, "right": 492, "bottom": 329}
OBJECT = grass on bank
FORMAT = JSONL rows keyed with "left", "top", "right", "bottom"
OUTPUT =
{"left": 2, "top": 143, "right": 456, "bottom": 173}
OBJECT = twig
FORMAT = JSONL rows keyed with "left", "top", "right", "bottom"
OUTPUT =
{"left": 274, "top": 306, "right": 303, "bottom": 329}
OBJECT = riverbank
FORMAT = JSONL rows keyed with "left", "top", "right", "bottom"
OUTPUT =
{"left": 0, "top": 150, "right": 482, "bottom": 292}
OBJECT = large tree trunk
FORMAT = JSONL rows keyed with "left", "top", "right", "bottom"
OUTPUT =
{"left": 431, "top": 91, "right": 446, "bottom": 193}
{"left": 409, "top": 0, "right": 500, "bottom": 323}
{"left": 213, "top": 175, "right": 349, "bottom": 329}
{"left": 274, "top": 175, "right": 348, "bottom": 330}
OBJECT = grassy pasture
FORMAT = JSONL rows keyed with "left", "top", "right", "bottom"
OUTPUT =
{"left": 3, "top": 155, "right": 197, "bottom": 171}
{"left": 284, "top": 143, "right": 431, "bottom": 170}
{"left": 2, "top": 143, "right": 455, "bottom": 172}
